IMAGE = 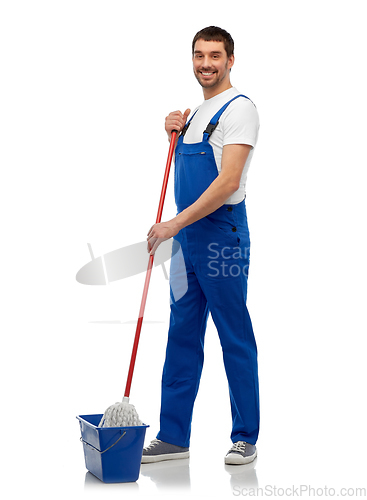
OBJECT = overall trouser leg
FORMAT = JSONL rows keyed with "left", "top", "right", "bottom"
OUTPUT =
{"left": 194, "top": 203, "right": 260, "bottom": 445}
{"left": 157, "top": 231, "right": 209, "bottom": 448}
{"left": 210, "top": 294, "right": 259, "bottom": 445}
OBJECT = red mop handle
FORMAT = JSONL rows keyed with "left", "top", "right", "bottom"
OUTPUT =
{"left": 124, "top": 131, "right": 177, "bottom": 398}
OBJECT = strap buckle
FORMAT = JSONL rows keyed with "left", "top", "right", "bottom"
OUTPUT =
{"left": 180, "top": 122, "right": 191, "bottom": 137}
{"left": 203, "top": 121, "right": 219, "bottom": 137}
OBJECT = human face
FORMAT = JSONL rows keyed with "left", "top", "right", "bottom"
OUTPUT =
{"left": 192, "top": 39, "right": 234, "bottom": 98}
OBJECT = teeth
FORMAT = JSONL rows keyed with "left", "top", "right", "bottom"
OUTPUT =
{"left": 202, "top": 72, "right": 214, "bottom": 76}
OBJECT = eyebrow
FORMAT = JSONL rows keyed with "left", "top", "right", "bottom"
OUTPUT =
{"left": 194, "top": 50, "right": 222, "bottom": 55}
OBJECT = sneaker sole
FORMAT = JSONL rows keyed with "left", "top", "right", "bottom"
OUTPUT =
{"left": 224, "top": 449, "right": 257, "bottom": 465}
{"left": 141, "top": 451, "right": 190, "bottom": 464}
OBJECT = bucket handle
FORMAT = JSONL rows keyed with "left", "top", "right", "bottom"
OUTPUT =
{"left": 80, "top": 430, "right": 127, "bottom": 454}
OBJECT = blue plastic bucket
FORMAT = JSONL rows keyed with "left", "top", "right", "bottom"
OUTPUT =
{"left": 77, "top": 414, "right": 149, "bottom": 483}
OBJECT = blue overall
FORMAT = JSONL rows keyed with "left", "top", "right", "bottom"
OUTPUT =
{"left": 156, "top": 95, "right": 260, "bottom": 447}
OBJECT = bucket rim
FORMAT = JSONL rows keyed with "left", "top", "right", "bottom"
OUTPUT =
{"left": 76, "top": 413, "right": 149, "bottom": 430}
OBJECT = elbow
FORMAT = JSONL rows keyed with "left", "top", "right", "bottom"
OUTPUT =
{"left": 228, "top": 179, "right": 240, "bottom": 194}
{"left": 218, "top": 172, "right": 240, "bottom": 196}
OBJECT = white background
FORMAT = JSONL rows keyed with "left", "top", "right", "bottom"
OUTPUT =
{"left": 1, "top": 0, "right": 366, "bottom": 498}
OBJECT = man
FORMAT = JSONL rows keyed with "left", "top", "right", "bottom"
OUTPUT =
{"left": 143, "top": 26, "right": 260, "bottom": 465}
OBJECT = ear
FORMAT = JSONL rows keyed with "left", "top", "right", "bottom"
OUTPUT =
{"left": 228, "top": 54, "right": 235, "bottom": 70}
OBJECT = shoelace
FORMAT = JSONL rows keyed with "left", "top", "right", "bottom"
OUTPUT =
{"left": 231, "top": 441, "right": 247, "bottom": 453}
{"left": 145, "top": 439, "right": 162, "bottom": 450}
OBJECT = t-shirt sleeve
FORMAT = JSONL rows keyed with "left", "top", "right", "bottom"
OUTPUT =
{"left": 222, "top": 98, "right": 260, "bottom": 148}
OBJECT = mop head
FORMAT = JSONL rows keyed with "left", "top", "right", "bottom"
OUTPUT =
{"left": 98, "top": 401, "right": 142, "bottom": 428}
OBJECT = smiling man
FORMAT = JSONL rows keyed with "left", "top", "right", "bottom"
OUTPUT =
{"left": 143, "top": 26, "right": 260, "bottom": 466}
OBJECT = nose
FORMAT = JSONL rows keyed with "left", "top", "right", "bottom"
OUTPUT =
{"left": 202, "top": 56, "right": 212, "bottom": 68}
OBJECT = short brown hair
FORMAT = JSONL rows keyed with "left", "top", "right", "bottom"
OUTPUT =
{"left": 192, "top": 26, "right": 234, "bottom": 58}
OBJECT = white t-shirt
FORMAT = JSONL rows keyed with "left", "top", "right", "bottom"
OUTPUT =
{"left": 183, "top": 87, "right": 259, "bottom": 204}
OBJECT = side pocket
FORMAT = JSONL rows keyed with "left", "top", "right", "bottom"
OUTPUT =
{"left": 205, "top": 215, "right": 239, "bottom": 247}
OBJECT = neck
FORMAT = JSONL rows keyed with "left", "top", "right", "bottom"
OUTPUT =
{"left": 203, "top": 81, "right": 232, "bottom": 100}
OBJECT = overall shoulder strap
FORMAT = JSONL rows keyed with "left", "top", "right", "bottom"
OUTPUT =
{"left": 180, "top": 108, "right": 199, "bottom": 137}
{"left": 203, "top": 94, "right": 252, "bottom": 141}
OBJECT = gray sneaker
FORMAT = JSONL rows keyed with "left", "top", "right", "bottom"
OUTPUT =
{"left": 141, "top": 439, "right": 190, "bottom": 463}
{"left": 225, "top": 441, "right": 257, "bottom": 465}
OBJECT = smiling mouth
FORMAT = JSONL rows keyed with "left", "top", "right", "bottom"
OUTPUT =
{"left": 200, "top": 71, "right": 216, "bottom": 77}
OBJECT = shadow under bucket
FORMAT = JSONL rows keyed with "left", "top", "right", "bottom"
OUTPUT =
{"left": 77, "top": 414, "right": 149, "bottom": 483}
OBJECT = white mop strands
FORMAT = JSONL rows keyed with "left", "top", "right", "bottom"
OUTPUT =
{"left": 98, "top": 398, "right": 142, "bottom": 428}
